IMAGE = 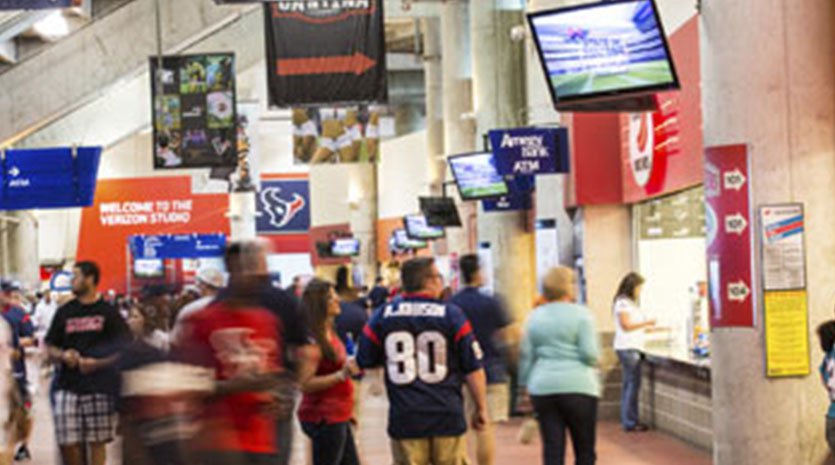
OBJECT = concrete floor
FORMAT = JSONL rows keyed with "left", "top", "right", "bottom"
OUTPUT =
{"left": 24, "top": 370, "right": 710, "bottom": 465}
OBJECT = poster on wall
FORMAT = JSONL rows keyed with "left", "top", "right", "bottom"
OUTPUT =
{"left": 256, "top": 177, "right": 311, "bottom": 235}
{"left": 763, "top": 290, "right": 810, "bottom": 378}
{"left": 535, "top": 219, "right": 560, "bottom": 295}
{"left": 292, "top": 106, "right": 388, "bottom": 164}
{"left": 759, "top": 204, "right": 806, "bottom": 291}
{"left": 0, "top": 0, "right": 80, "bottom": 9}
{"left": 264, "top": 1, "right": 387, "bottom": 107}
{"left": 150, "top": 53, "right": 237, "bottom": 170}
{"left": 704, "top": 144, "right": 755, "bottom": 328}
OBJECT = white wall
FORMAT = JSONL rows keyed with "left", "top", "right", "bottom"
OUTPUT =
{"left": 376, "top": 130, "right": 430, "bottom": 219}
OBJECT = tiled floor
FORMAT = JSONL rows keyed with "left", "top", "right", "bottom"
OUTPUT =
{"left": 26, "top": 371, "right": 711, "bottom": 465}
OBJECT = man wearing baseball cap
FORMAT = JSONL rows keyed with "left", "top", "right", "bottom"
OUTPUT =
{"left": 171, "top": 267, "right": 225, "bottom": 345}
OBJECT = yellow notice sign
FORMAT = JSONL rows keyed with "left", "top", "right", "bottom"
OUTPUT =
{"left": 764, "top": 290, "right": 810, "bottom": 377}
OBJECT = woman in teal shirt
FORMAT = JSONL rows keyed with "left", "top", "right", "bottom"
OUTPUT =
{"left": 520, "top": 266, "right": 600, "bottom": 465}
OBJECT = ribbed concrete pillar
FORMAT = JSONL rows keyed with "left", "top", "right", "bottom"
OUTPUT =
{"left": 441, "top": 0, "right": 476, "bottom": 254}
{"left": 471, "top": 0, "right": 535, "bottom": 321}
{"left": 702, "top": 1, "right": 835, "bottom": 463}
{"left": 5, "top": 211, "right": 39, "bottom": 290}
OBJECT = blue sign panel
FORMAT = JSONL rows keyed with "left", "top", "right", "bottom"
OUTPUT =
{"left": 256, "top": 178, "right": 311, "bottom": 234}
{"left": 488, "top": 127, "right": 570, "bottom": 176}
{"left": 130, "top": 233, "right": 227, "bottom": 260}
{"left": 482, "top": 192, "right": 532, "bottom": 212}
{"left": 0, "top": 0, "right": 76, "bottom": 9}
{"left": 0, "top": 147, "right": 101, "bottom": 211}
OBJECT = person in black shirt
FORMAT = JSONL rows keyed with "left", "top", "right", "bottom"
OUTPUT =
{"left": 45, "top": 261, "right": 130, "bottom": 465}
{"left": 368, "top": 277, "right": 389, "bottom": 310}
{"left": 450, "top": 254, "right": 514, "bottom": 465}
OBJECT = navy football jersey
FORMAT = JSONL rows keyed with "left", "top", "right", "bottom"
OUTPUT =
{"left": 357, "top": 295, "right": 484, "bottom": 439}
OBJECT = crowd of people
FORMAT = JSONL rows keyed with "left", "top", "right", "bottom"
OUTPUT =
{"left": 0, "top": 241, "right": 716, "bottom": 465}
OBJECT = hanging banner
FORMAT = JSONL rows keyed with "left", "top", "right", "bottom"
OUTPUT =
{"left": 256, "top": 177, "right": 311, "bottom": 235}
{"left": 0, "top": 0, "right": 79, "bottom": 9}
{"left": 488, "top": 127, "right": 570, "bottom": 176}
{"left": 759, "top": 204, "right": 806, "bottom": 291}
{"left": 263, "top": 1, "right": 387, "bottom": 107}
{"left": 0, "top": 147, "right": 101, "bottom": 211}
{"left": 705, "top": 144, "right": 755, "bottom": 328}
{"left": 292, "top": 105, "right": 390, "bottom": 164}
{"left": 129, "top": 233, "right": 227, "bottom": 260}
{"left": 150, "top": 53, "right": 238, "bottom": 170}
{"left": 764, "top": 290, "right": 810, "bottom": 378}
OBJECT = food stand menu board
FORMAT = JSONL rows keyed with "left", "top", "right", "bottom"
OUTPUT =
{"left": 759, "top": 204, "right": 806, "bottom": 291}
{"left": 637, "top": 187, "right": 705, "bottom": 240}
{"left": 764, "top": 290, "right": 810, "bottom": 377}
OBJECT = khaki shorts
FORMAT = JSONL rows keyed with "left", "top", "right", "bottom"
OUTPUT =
{"left": 391, "top": 435, "right": 468, "bottom": 465}
{"left": 465, "top": 382, "right": 510, "bottom": 424}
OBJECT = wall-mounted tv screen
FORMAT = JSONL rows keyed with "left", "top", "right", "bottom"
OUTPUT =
{"left": 528, "top": 0, "right": 679, "bottom": 107}
{"left": 419, "top": 197, "right": 462, "bottom": 227}
{"left": 448, "top": 152, "right": 510, "bottom": 201}
{"left": 134, "top": 259, "right": 165, "bottom": 279}
{"left": 331, "top": 238, "right": 361, "bottom": 257}
{"left": 404, "top": 214, "right": 445, "bottom": 241}
{"left": 392, "top": 229, "right": 428, "bottom": 250}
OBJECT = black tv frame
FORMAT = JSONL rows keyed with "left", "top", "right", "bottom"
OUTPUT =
{"left": 447, "top": 152, "right": 510, "bottom": 201}
{"left": 527, "top": 0, "right": 680, "bottom": 109}
{"left": 403, "top": 214, "right": 446, "bottom": 241}
{"left": 419, "top": 196, "right": 463, "bottom": 228}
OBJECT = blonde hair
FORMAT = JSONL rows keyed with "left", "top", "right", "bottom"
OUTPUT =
{"left": 542, "top": 267, "right": 576, "bottom": 301}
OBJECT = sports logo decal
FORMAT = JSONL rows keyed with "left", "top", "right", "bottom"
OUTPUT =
{"left": 256, "top": 178, "right": 311, "bottom": 234}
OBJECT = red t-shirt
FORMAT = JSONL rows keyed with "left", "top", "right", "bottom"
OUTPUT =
{"left": 297, "top": 332, "right": 354, "bottom": 424}
{"left": 179, "top": 303, "right": 283, "bottom": 454}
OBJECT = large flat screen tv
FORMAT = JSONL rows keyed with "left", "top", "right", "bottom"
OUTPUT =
{"left": 134, "top": 259, "right": 165, "bottom": 279}
{"left": 448, "top": 152, "right": 510, "bottom": 201}
{"left": 404, "top": 214, "right": 446, "bottom": 241}
{"left": 419, "top": 197, "right": 462, "bottom": 227}
{"left": 331, "top": 238, "right": 361, "bottom": 257}
{"left": 392, "top": 229, "right": 428, "bottom": 251}
{"left": 528, "top": 0, "right": 679, "bottom": 108}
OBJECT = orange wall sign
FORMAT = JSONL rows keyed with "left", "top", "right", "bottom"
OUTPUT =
{"left": 76, "top": 176, "right": 229, "bottom": 294}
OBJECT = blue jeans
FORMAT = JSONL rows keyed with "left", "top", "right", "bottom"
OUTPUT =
{"left": 300, "top": 421, "right": 359, "bottom": 465}
{"left": 616, "top": 349, "right": 642, "bottom": 429}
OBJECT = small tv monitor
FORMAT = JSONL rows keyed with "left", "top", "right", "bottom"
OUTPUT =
{"left": 331, "top": 238, "right": 361, "bottom": 257}
{"left": 404, "top": 214, "right": 445, "bottom": 241}
{"left": 134, "top": 259, "right": 164, "bottom": 279}
{"left": 393, "top": 229, "right": 428, "bottom": 250}
{"left": 448, "top": 152, "right": 510, "bottom": 201}
{"left": 528, "top": 0, "right": 679, "bottom": 107}
{"left": 419, "top": 197, "right": 462, "bottom": 227}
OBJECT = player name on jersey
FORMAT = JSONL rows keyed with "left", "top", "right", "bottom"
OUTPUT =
{"left": 383, "top": 302, "right": 447, "bottom": 318}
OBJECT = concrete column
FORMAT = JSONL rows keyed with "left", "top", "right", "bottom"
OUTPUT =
{"left": 422, "top": 17, "right": 445, "bottom": 190}
{"left": 441, "top": 0, "right": 476, "bottom": 254}
{"left": 228, "top": 191, "right": 257, "bottom": 241}
{"left": 470, "top": 0, "right": 535, "bottom": 321}
{"left": 702, "top": 1, "right": 835, "bottom": 464}
{"left": 5, "top": 211, "right": 39, "bottom": 289}
{"left": 348, "top": 164, "right": 378, "bottom": 288}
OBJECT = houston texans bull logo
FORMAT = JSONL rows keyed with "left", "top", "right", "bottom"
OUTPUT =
{"left": 260, "top": 186, "right": 306, "bottom": 229}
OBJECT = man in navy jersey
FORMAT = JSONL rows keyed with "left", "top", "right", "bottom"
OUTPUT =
{"left": 358, "top": 257, "right": 488, "bottom": 465}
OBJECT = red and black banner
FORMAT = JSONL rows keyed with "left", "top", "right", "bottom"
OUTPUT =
{"left": 264, "top": 1, "right": 388, "bottom": 107}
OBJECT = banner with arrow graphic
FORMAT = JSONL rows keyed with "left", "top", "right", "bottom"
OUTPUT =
{"left": 705, "top": 144, "right": 755, "bottom": 328}
{"left": 264, "top": 1, "right": 387, "bottom": 107}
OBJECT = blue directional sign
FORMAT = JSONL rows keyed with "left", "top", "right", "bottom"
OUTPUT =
{"left": 129, "top": 233, "right": 227, "bottom": 260}
{"left": 482, "top": 192, "right": 532, "bottom": 212}
{"left": 0, "top": 146, "right": 101, "bottom": 211}
{"left": 0, "top": 0, "right": 78, "bottom": 10}
{"left": 488, "top": 127, "right": 570, "bottom": 176}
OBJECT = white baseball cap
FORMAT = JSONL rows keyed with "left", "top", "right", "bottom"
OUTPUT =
{"left": 196, "top": 268, "right": 225, "bottom": 290}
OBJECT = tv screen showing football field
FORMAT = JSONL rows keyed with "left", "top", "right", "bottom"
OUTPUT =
{"left": 529, "top": 0, "right": 678, "bottom": 103}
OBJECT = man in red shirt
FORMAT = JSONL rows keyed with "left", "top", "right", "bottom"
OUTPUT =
{"left": 178, "top": 241, "right": 292, "bottom": 465}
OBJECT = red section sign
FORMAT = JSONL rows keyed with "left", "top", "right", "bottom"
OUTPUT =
{"left": 705, "top": 145, "right": 755, "bottom": 327}
{"left": 76, "top": 177, "right": 229, "bottom": 294}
